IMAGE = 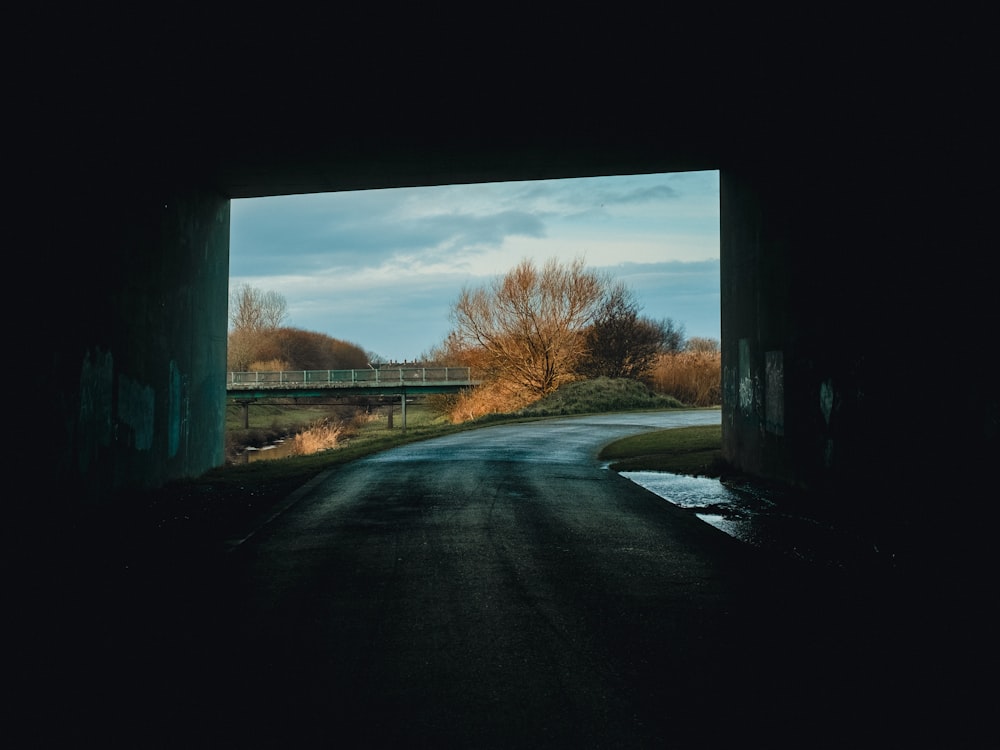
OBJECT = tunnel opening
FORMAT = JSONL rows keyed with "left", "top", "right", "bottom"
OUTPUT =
{"left": 225, "top": 171, "right": 722, "bottom": 453}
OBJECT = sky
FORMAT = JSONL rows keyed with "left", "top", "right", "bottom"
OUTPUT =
{"left": 230, "top": 170, "right": 720, "bottom": 362}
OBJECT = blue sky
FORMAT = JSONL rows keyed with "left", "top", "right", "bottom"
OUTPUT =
{"left": 230, "top": 170, "right": 720, "bottom": 362}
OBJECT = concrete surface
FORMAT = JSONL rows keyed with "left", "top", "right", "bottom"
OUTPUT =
{"left": 19, "top": 413, "right": 989, "bottom": 747}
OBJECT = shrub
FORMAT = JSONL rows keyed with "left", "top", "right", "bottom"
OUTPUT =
{"left": 435, "top": 376, "right": 685, "bottom": 423}
{"left": 290, "top": 418, "right": 345, "bottom": 455}
{"left": 442, "top": 381, "right": 538, "bottom": 423}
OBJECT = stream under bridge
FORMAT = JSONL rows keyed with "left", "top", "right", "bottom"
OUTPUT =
{"left": 226, "top": 367, "right": 480, "bottom": 429}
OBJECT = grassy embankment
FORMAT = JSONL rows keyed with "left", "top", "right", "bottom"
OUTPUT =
{"left": 597, "top": 424, "right": 724, "bottom": 477}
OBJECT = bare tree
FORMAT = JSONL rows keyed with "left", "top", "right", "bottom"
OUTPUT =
{"left": 366, "top": 351, "right": 388, "bottom": 369}
{"left": 228, "top": 283, "right": 288, "bottom": 332}
{"left": 577, "top": 282, "right": 667, "bottom": 380}
{"left": 226, "top": 327, "right": 257, "bottom": 372}
{"left": 659, "top": 318, "right": 686, "bottom": 354}
{"left": 450, "top": 257, "right": 609, "bottom": 396}
{"left": 685, "top": 336, "right": 720, "bottom": 353}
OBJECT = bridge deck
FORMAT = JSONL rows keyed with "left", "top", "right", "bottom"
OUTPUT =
{"left": 227, "top": 367, "right": 479, "bottom": 400}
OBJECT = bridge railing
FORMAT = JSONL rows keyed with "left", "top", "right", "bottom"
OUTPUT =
{"left": 227, "top": 367, "right": 476, "bottom": 388}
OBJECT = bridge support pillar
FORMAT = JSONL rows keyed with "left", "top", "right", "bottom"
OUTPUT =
{"left": 47, "top": 185, "right": 230, "bottom": 500}
{"left": 401, "top": 392, "right": 407, "bottom": 432}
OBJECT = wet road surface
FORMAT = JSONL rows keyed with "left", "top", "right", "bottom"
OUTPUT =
{"left": 40, "top": 411, "right": 968, "bottom": 747}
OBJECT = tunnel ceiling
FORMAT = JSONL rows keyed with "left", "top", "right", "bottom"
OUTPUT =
{"left": 46, "top": 11, "right": 981, "bottom": 208}
{"left": 97, "top": 80, "right": 744, "bottom": 200}
{"left": 58, "top": 21, "right": 878, "bottom": 202}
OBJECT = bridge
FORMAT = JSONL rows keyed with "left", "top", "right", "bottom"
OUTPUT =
{"left": 227, "top": 367, "right": 480, "bottom": 428}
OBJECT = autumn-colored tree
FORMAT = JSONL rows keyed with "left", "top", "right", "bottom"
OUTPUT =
{"left": 450, "top": 257, "right": 609, "bottom": 396}
{"left": 421, "top": 331, "right": 487, "bottom": 369}
{"left": 266, "top": 328, "right": 368, "bottom": 371}
{"left": 227, "top": 326, "right": 368, "bottom": 372}
{"left": 225, "top": 284, "right": 369, "bottom": 371}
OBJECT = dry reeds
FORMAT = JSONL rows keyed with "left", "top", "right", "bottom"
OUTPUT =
{"left": 289, "top": 418, "right": 345, "bottom": 455}
{"left": 443, "top": 381, "right": 539, "bottom": 423}
{"left": 647, "top": 351, "right": 721, "bottom": 406}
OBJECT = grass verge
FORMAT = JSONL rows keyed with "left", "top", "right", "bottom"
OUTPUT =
{"left": 598, "top": 424, "right": 726, "bottom": 477}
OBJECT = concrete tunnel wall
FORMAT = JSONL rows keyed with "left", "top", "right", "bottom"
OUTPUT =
{"left": 720, "top": 165, "right": 878, "bottom": 493}
{"left": 720, "top": 159, "right": 997, "bottom": 562}
{"left": 48, "top": 185, "right": 231, "bottom": 503}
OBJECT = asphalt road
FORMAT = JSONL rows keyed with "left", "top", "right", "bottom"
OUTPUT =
{"left": 39, "top": 411, "right": 961, "bottom": 747}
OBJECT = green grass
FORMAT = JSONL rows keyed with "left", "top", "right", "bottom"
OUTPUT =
{"left": 598, "top": 424, "right": 726, "bottom": 476}
{"left": 517, "top": 377, "right": 684, "bottom": 417}
{"left": 225, "top": 403, "right": 342, "bottom": 431}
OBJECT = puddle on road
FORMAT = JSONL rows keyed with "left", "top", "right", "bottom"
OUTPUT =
{"left": 618, "top": 471, "right": 890, "bottom": 573}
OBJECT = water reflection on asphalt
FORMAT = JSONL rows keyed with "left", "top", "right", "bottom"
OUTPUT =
{"left": 620, "top": 471, "right": 890, "bottom": 574}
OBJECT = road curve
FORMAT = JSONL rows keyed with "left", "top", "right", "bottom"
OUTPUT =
{"left": 62, "top": 410, "right": 928, "bottom": 747}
